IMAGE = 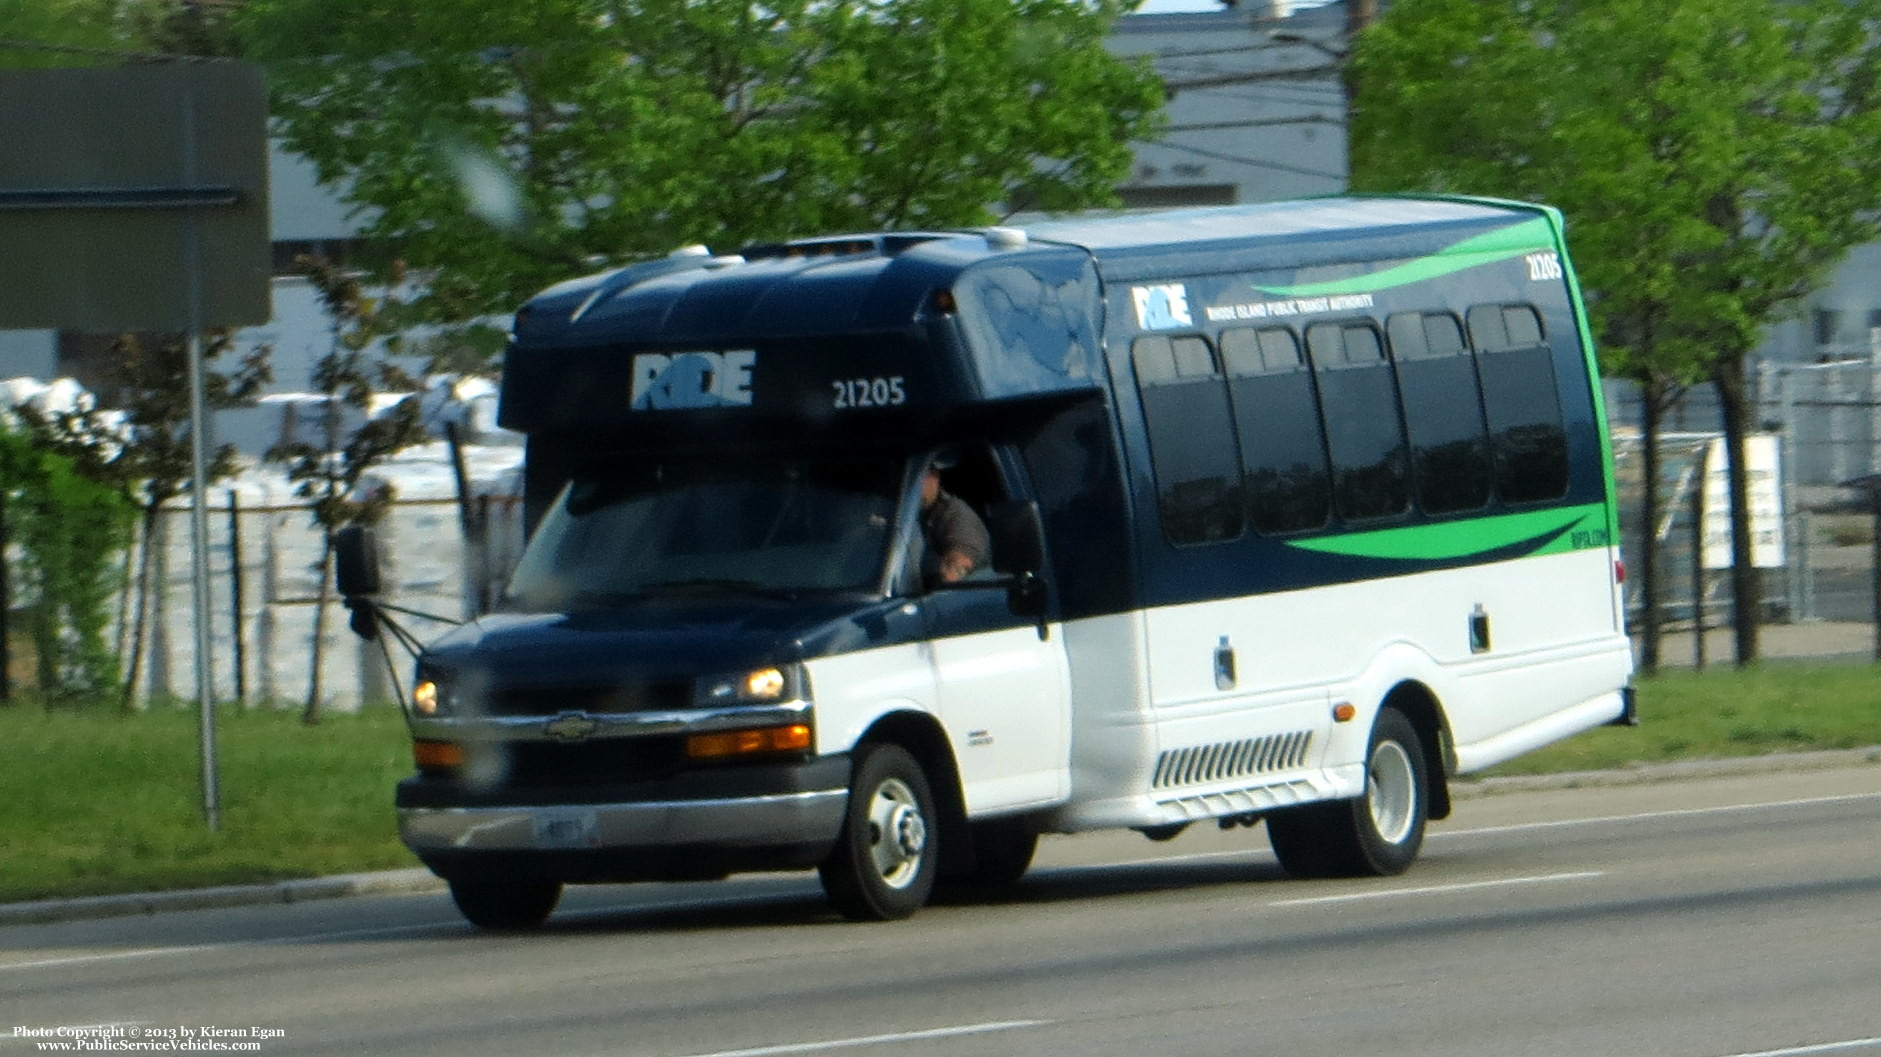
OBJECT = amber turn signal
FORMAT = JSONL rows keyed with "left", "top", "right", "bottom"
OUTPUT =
{"left": 413, "top": 739, "right": 464, "bottom": 770}
{"left": 686, "top": 724, "right": 813, "bottom": 760}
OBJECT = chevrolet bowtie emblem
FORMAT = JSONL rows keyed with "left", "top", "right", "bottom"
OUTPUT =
{"left": 543, "top": 711, "right": 601, "bottom": 742}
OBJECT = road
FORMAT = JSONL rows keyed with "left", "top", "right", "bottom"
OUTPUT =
{"left": 3, "top": 764, "right": 1877, "bottom": 1057}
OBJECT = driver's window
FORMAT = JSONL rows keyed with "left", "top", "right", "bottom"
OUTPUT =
{"left": 909, "top": 445, "right": 1005, "bottom": 591}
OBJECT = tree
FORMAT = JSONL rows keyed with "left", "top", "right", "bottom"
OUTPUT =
{"left": 0, "top": 426, "right": 134, "bottom": 701}
{"left": 265, "top": 256, "right": 427, "bottom": 724}
{"left": 0, "top": 0, "right": 241, "bottom": 65}
{"left": 1347, "top": 0, "right": 1881, "bottom": 668}
{"left": 238, "top": 0, "right": 1164, "bottom": 323}
{"left": 16, "top": 335, "right": 270, "bottom": 708}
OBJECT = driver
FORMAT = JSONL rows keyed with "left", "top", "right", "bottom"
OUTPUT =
{"left": 919, "top": 460, "right": 990, "bottom": 585}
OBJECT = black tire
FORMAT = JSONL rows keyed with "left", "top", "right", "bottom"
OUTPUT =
{"left": 1268, "top": 708, "right": 1428, "bottom": 879}
{"left": 819, "top": 743, "right": 939, "bottom": 921}
{"left": 939, "top": 816, "right": 1039, "bottom": 891}
{"left": 448, "top": 875, "right": 562, "bottom": 931}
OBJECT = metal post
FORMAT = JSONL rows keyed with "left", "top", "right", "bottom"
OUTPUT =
{"left": 1872, "top": 498, "right": 1881, "bottom": 663}
{"left": 0, "top": 487, "right": 10, "bottom": 701}
{"left": 182, "top": 87, "right": 219, "bottom": 830}
{"left": 445, "top": 420, "right": 488, "bottom": 618}
{"left": 1690, "top": 447, "right": 1707, "bottom": 671}
{"left": 228, "top": 489, "right": 246, "bottom": 705}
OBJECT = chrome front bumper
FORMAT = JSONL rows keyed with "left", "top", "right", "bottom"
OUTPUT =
{"left": 400, "top": 788, "right": 848, "bottom": 853}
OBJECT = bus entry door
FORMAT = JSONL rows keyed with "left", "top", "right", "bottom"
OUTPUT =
{"left": 919, "top": 588, "right": 1071, "bottom": 815}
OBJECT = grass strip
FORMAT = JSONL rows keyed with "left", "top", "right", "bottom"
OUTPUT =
{"left": 0, "top": 703, "right": 415, "bottom": 904}
{"left": 1481, "top": 661, "right": 1880, "bottom": 774}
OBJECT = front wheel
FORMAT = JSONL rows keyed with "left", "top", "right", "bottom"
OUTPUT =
{"left": 819, "top": 743, "right": 939, "bottom": 921}
{"left": 1267, "top": 707, "right": 1428, "bottom": 878}
{"left": 938, "top": 816, "right": 1039, "bottom": 891}
{"left": 447, "top": 875, "right": 562, "bottom": 931}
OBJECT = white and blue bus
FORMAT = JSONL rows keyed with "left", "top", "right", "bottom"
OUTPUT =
{"left": 343, "top": 195, "right": 1636, "bottom": 929}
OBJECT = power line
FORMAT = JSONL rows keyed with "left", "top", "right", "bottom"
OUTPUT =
{"left": 1132, "top": 137, "right": 1344, "bottom": 180}
{"left": 1165, "top": 115, "right": 1340, "bottom": 131}
{"left": 1162, "top": 63, "right": 1342, "bottom": 91}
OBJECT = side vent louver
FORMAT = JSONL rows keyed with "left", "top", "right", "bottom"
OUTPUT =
{"left": 1152, "top": 731, "right": 1314, "bottom": 789}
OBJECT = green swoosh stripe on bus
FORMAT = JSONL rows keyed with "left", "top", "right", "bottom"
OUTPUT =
{"left": 1285, "top": 503, "right": 1608, "bottom": 561}
{"left": 1255, "top": 217, "right": 1556, "bottom": 299}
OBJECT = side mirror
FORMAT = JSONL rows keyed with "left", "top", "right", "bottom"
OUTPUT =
{"left": 344, "top": 598, "right": 381, "bottom": 641}
{"left": 334, "top": 523, "right": 383, "bottom": 600}
{"left": 984, "top": 501, "right": 1050, "bottom": 638}
{"left": 984, "top": 500, "right": 1046, "bottom": 577}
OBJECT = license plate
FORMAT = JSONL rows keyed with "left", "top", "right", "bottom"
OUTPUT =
{"left": 533, "top": 809, "right": 599, "bottom": 848}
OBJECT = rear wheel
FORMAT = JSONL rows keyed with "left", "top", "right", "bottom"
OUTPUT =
{"left": 819, "top": 743, "right": 939, "bottom": 921}
{"left": 447, "top": 876, "right": 562, "bottom": 930}
{"left": 1268, "top": 707, "right": 1428, "bottom": 878}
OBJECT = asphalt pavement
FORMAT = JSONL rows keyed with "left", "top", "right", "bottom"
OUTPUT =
{"left": 5, "top": 621, "right": 1873, "bottom": 929}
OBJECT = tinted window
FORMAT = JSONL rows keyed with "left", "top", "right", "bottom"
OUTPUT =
{"left": 1306, "top": 321, "right": 1409, "bottom": 522}
{"left": 1222, "top": 327, "right": 1331, "bottom": 534}
{"left": 1466, "top": 304, "right": 1569, "bottom": 504}
{"left": 1133, "top": 336, "right": 1245, "bottom": 544}
{"left": 1387, "top": 312, "right": 1492, "bottom": 515}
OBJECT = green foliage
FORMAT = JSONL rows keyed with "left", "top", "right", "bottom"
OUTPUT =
{"left": 0, "top": 0, "right": 240, "bottom": 65}
{"left": 0, "top": 429, "right": 135, "bottom": 698}
{"left": 238, "top": 0, "right": 1164, "bottom": 320}
{"left": 21, "top": 332, "right": 271, "bottom": 512}
{"left": 12, "top": 333, "right": 272, "bottom": 707}
{"left": 0, "top": 0, "right": 124, "bottom": 66}
{"left": 1348, "top": 0, "right": 1881, "bottom": 386}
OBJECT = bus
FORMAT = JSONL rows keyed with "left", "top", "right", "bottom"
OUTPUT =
{"left": 338, "top": 194, "right": 1636, "bottom": 929}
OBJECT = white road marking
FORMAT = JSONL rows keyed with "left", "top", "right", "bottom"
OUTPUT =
{"left": 1433, "top": 791, "right": 1881, "bottom": 840}
{"left": 1268, "top": 870, "right": 1603, "bottom": 907}
{"left": 4, "top": 791, "right": 1873, "bottom": 974}
{"left": 664, "top": 1020, "right": 1048, "bottom": 1057}
{"left": 0, "top": 921, "right": 449, "bottom": 972}
{"left": 1712, "top": 1037, "right": 1881, "bottom": 1057}
{"left": 0, "top": 888, "right": 813, "bottom": 973}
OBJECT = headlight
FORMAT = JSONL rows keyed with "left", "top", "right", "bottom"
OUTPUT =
{"left": 413, "top": 679, "right": 443, "bottom": 715}
{"left": 694, "top": 664, "right": 802, "bottom": 707}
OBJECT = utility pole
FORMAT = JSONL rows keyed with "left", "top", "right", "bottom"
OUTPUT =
{"left": 1340, "top": 0, "right": 1378, "bottom": 167}
{"left": 1346, "top": 0, "right": 1378, "bottom": 34}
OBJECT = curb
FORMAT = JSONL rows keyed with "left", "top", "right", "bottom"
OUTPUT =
{"left": 6, "top": 749, "right": 1878, "bottom": 928}
{"left": 1451, "top": 745, "right": 1881, "bottom": 797}
{"left": 0, "top": 868, "right": 445, "bottom": 928}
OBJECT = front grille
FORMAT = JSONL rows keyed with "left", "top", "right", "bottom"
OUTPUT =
{"left": 481, "top": 681, "right": 691, "bottom": 717}
{"left": 466, "top": 737, "right": 688, "bottom": 787}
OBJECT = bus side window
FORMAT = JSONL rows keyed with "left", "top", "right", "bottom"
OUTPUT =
{"left": 1387, "top": 311, "right": 1493, "bottom": 516}
{"left": 1132, "top": 335, "right": 1245, "bottom": 546}
{"left": 1221, "top": 326, "right": 1332, "bottom": 534}
{"left": 1465, "top": 304, "right": 1569, "bottom": 504}
{"left": 1306, "top": 320, "right": 1410, "bottom": 523}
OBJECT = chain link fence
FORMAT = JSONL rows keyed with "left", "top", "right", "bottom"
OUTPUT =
{"left": 1605, "top": 345, "right": 1881, "bottom": 637}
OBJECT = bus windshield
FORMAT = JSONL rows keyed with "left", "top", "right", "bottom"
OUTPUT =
{"left": 503, "top": 456, "right": 904, "bottom": 610}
